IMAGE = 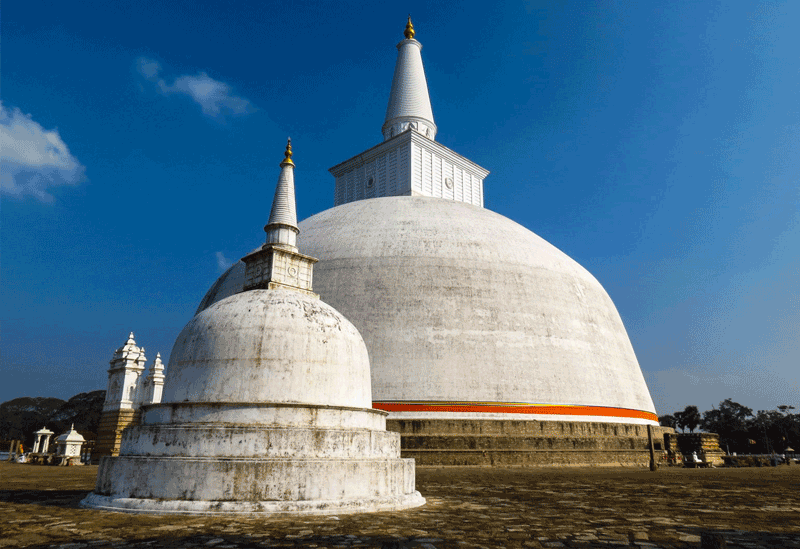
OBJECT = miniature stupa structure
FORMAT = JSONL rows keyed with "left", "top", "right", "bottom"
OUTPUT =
{"left": 81, "top": 140, "right": 425, "bottom": 514}
{"left": 196, "top": 20, "right": 662, "bottom": 467}
{"left": 55, "top": 424, "right": 86, "bottom": 463}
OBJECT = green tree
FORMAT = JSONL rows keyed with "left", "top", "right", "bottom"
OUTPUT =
{"left": 682, "top": 405, "right": 701, "bottom": 433}
{"left": 673, "top": 406, "right": 701, "bottom": 433}
{"left": 673, "top": 410, "right": 686, "bottom": 432}
{"left": 776, "top": 405, "right": 799, "bottom": 453}
{"left": 750, "top": 410, "right": 784, "bottom": 454}
{"left": 752, "top": 406, "right": 800, "bottom": 454}
{"left": 659, "top": 414, "right": 677, "bottom": 428}
{"left": 701, "top": 399, "right": 753, "bottom": 453}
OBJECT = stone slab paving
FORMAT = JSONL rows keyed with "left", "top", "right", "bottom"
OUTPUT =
{"left": 1, "top": 463, "right": 798, "bottom": 548}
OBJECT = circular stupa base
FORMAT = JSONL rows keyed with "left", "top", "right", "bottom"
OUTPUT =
{"left": 80, "top": 491, "right": 425, "bottom": 516}
{"left": 389, "top": 418, "right": 670, "bottom": 467}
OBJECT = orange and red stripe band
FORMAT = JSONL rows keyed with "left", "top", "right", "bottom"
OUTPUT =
{"left": 372, "top": 401, "right": 658, "bottom": 422}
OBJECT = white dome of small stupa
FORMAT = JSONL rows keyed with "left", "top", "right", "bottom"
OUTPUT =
{"left": 165, "top": 288, "right": 372, "bottom": 408}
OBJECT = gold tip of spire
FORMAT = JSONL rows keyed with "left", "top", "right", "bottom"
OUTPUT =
{"left": 404, "top": 16, "right": 415, "bottom": 39}
{"left": 281, "top": 137, "right": 294, "bottom": 166}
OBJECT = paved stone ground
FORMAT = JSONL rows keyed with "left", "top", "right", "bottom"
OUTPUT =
{"left": 1, "top": 462, "right": 798, "bottom": 548}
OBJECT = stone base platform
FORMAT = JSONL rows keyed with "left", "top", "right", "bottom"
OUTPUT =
{"left": 388, "top": 418, "right": 671, "bottom": 467}
{"left": 88, "top": 455, "right": 419, "bottom": 503}
{"left": 80, "top": 490, "right": 424, "bottom": 516}
{"left": 81, "top": 402, "right": 425, "bottom": 516}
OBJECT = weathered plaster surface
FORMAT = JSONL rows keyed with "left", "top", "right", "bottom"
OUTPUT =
{"left": 166, "top": 290, "right": 371, "bottom": 409}
{"left": 197, "top": 197, "right": 657, "bottom": 422}
{"left": 120, "top": 424, "right": 401, "bottom": 458}
{"left": 142, "top": 402, "right": 387, "bottom": 430}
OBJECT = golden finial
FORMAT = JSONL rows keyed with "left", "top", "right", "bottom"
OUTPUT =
{"left": 281, "top": 137, "right": 294, "bottom": 167}
{"left": 404, "top": 16, "right": 415, "bottom": 39}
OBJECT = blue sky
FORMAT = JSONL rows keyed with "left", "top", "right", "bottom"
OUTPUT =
{"left": 2, "top": 1, "right": 798, "bottom": 416}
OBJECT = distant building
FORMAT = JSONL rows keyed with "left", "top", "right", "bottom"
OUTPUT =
{"left": 93, "top": 334, "right": 163, "bottom": 462}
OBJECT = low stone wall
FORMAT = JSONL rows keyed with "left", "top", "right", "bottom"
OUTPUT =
{"left": 387, "top": 419, "right": 671, "bottom": 467}
{"left": 664, "top": 432, "right": 725, "bottom": 466}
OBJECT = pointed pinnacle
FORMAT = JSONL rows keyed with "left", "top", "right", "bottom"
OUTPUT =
{"left": 404, "top": 16, "right": 415, "bottom": 39}
{"left": 267, "top": 138, "right": 299, "bottom": 235}
{"left": 281, "top": 137, "right": 294, "bottom": 167}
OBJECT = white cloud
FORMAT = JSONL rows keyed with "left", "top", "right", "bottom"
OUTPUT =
{"left": 136, "top": 57, "right": 161, "bottom": 79}
{"left": 0, "top": 102, "right": 86, "bottom": 202}
{"left": 136, "top": 57, "right": 253, "bottom": 118}
{"left": 216, "top": 251, "right": 233, "bottom": 272}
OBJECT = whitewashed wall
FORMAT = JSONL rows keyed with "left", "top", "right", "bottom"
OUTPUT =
{"left": 333, "top": 130, "right": 487, "bottom": 208}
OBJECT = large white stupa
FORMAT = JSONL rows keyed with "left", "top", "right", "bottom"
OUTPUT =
{"left": 196, "top": 19, "right": 661, "bottom": 466}
{"left": 82, "top": 141, "right": 424, "bottom": 514}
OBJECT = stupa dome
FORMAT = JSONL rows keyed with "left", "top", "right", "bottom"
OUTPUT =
{"left": 198, "top": 196, "right": 657, "bottom": 424}
{"left": 186, "top": 19, "right": 663, "bottom": 468}
{"left": 165, "top": 288, "right": 371, "bottom": 408}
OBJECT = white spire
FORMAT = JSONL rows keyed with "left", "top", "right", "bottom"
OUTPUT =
{"left": 105, "top": 332, "right": 148, "bottom": 412}
{"left": 242, "top": 140, "right": 319, "bottom": 295}
{"left": 382, "top": 17, "right": 437, "bottom": 141}
{"left": 113, "top": 332, "right": 144, "bottom": 362}
{"left": 147, "top": 352, "right": 165, "bottom": 379}
{"left": 143, "top": 352, "right": 166, "bottom": 405}
{"left": 264, "top": 138, "right": 299, "bottom": 250}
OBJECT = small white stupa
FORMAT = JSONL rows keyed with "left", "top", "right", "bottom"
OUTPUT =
{"left": 81, "top": 140, "right": 425, "bottom": 515}
{"left": 55, "top": 424, "right": 86, "bottom": 464}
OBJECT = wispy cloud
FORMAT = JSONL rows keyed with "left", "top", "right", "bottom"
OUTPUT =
{"left": 0, "top": 102, "right": 86, "bottom": 203}
{"left": 136, "top": 57, "right": 254, "bottom": 118}
{"left": 216, "top": 251, "right": 234, "bottom": 272}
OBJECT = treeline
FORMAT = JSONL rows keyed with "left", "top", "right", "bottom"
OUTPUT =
{"left": 659, "top": 399, "right": 799, "bottom": 455}
{"left": 0, "top": 391, "right": 105, "bottom": 448}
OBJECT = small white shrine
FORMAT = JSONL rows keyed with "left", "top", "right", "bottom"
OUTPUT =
{"left": 32, "top": 426, "right": 54, "bottom": 454}
{"left": 55, "top": 424, "right": 86, "bottom": 464}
